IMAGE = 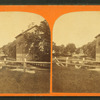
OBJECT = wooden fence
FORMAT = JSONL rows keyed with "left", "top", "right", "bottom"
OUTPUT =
{"left": 54, "top": 57, "right": 100, "bottom": 69}
{"left": 0, "top": 58, "right": 50, "bottom": 72}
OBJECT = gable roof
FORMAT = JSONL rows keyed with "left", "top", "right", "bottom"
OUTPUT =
{"left": 15, "top": 25, "right": 38, "bottom": 38}
{"left": 95, "top": 34, "right": 100, "bottom": 38}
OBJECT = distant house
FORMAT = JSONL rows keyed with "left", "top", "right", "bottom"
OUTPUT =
{"left": 73, "top": 49, "right": 87, "bottom": 58}
{"left": 15, "top": 26, "right": 44, "bottom": 61}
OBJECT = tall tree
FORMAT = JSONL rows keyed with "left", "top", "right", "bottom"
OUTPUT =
{"left": 24, "top": 20, "right": 50, "bottom": 61}
{"left": 81, "top": 40, "right": 96, "bottom": 58}
{"left": 64, "top": 43, "right": 76, "bottom": 55}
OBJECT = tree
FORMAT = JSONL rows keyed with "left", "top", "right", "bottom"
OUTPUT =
{"left": 75, "top": 48, "right": 81, "bottom": 54}
{"left": 38, "top": 20, "right": 51, "bottom": 61}
{"left": 53, "top": 42, "right": 65, "bottom": 56}
{"left": 81, "top": 40, "right": 96, "bottom": 58}
{"left": 64, "top": 43, "right": 76, "bottom": 55}
{"left": 2, "top": 40, "right": 16, "bottom": 59}
{"left": 24, "top": 20, "right": 50, "bottom": 61}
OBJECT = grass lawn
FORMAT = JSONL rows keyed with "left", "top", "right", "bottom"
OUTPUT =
{"left": 0, "top": 68, "right": 50, "bottom": 93}
{"left": 53, "top": 64, "right": 100, "bottom": 93}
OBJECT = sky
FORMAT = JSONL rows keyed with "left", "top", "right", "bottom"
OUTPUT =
{"left": 0, "top": 12, "right": 44, "bottom": 47}
{"left": 53, "top": 11, "right": 100, "bottom": 48}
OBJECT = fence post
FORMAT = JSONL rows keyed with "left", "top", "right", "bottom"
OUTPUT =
{"left": 66, "top": 57, "right": 69, "bottom": 67}
{"left": 82, "top": 57, "right": 85, "bottom": 63}
{"left": 3, "top": 58, "right": 7, "bottom": 69}
{"left": 4, "top": 58, "right": 6, "bottom": 66}
{"left": 23, "top": 58, "right": 26, "bottom": 72}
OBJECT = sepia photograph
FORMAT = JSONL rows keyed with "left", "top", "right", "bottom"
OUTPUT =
{"left": 0, "top": 12, "right": 50, "bottom": 93}
{"left": 52, "top": 11, "right": 100, "bottom": 93}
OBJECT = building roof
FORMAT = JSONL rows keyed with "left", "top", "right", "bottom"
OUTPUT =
{"left": 15, "top": 25, "right": 37, "bottom": 38}
{"left": 95, "top": 34, "right": 100, "bottom": 38}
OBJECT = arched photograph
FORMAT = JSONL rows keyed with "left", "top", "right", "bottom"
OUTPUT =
{"left": 0, "top": 12, "right": 51, "bottom": 93}
{"left": 53, "top": 11, "right": 100, "bottom": 93}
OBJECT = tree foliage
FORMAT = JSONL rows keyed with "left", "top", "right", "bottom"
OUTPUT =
{"left": 53, "top": 40, "right": 96, "bottom": 59}
{"left": 24, "top": 20, "right": 51, "bottom": 61}
{"left": 81, "top": 40, "right": 96, "bottom": 58}
{"left": 2, "top": 40, "right": 16, "bottom": 59}
{"left": 53, "top": 42, "right": 76, "bottom": 56}
{"left": 64, "top": 43, "right": 76, "bottom": 54}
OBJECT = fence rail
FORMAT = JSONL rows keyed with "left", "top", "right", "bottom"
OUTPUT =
{"left": 54, "top": 57, "right": 100, "bottom": 69}
{"left": 5, "top": 60, "right": 51, "bottom": 64}
{"left": 1, "top": 58, "right": 50, "bottom": 73}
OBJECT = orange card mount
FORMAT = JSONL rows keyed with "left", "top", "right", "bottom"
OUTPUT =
{"left": 0, "top": 5, "right": 100, "bottom": 96}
